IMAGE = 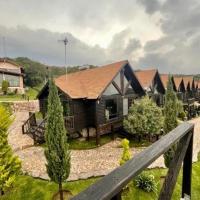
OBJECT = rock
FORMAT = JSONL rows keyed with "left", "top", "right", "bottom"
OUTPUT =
{"left": 89, "top": 127, "right": 96, "bottom": 137}
{"left": 70, "top": 132, "right": 80, "bottom": 139}
{"left": 78, "top": 137, "right": 86, "bottom": 142}
{"left": 80, "top": 128, "right": 88, "bottom": 138}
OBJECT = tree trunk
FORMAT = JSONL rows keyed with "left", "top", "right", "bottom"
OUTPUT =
{"left": 59, "top": 183, "right": 64, "bottom": 200}
{"left": 0, "top": 189, "right": 4, "bottom": 196}
{"left": 138, "top": 135, "right": 141, "bottom": 142}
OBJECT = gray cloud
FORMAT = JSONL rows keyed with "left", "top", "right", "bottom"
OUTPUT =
{"left": 136, "top": 0, "right": 200, "bottom": 74}
{"left": 138, "top": 0, "right": 161, "bottom": 14}
{"left": 0, "top": 25, "right": 142, "bottom": 67}
{"left": 0, "top": 25, "right": 107, "bottom": 66}
{"left": 0, "top": 0, "right": 200, "bottom": 74}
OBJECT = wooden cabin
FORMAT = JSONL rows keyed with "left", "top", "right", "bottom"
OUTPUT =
{"left": 0, "top": 59, "right": 24, "bottom": 94}
{"left": 135, "top": 69, "right": 165, "bottom": 106}
{"left": 196, "top": 81, "right": 200, "bottom": 100}
{"left": 160, "top": 74, "right": 177, "bottom": 91}
{"left": 37, "top": 60, "right": 145, "bottom": 143}
{"left": 182, "top": 76, "right": 195, "bottom": 100}
{"left": 173, "top": 77, "right": 185, "bottom": 101}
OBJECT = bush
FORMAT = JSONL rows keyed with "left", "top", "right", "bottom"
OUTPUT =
{"left": 2, "top": 80, "right": 9, "bottom": 95}
{"left": 123, "top": 96, "right": 163, "bottom": 139}
{"left": 119, "top": 139, "right": 131, "bottom": 166}
{"left": 134, "top": 173, "right": 157, "bottom": 193}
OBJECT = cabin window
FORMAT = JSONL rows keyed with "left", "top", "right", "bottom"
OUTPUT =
{"left": 123, "top": 98, "right": 128, "bottom": 115}
{"left": 103, "top": 83, "right": 119, "bottom": 96}
{"left": 4, "top": 74, "right": 20, "bottom": 87}
{"left": 62, "top": 100, "right": 71, "bottom": 116}
{"left": 105, "top": 99, "right": 118, "bottom": 120}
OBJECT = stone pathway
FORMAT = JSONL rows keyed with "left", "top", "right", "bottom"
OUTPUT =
{"left": 8, "top": 112, "right": 34, "bottom": 152}
{"left": 8, "top": 112, "right": 200, "bottom": 181}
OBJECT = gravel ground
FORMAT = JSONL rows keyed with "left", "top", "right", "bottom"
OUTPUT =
{"left": 8, "top": 112, "right": 200, "bottom": 181}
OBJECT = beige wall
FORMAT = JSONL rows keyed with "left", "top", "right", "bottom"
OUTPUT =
{"left": 0, "top": 61, "right": 24, "bottom": 94}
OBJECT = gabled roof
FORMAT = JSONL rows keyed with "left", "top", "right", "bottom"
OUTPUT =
{"left": 160, "top": 74, "right": 177, "bottom": 91}
{"left": 55, "top": 60, "right": 128, "bottom": 99}
{"left": 182, "top": 76, "right": 194, "bottom": 90}
{"left": 0, "top": 58, "right": 22, "bottom": 68}
{"left": 135, "top": 69, "right": 157, "bottom": 89}
{"left": 173, "top": 77, "right": 184, "bottom": 91}
{"left": 160, "top": 74, "right": 169, "bottom": 89}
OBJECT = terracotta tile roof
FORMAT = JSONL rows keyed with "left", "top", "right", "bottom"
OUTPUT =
{"left": 197, "top": 81, "right": 200, "bottom": 89}
{"left": 135, "top": 69, "right": 157, "bottom": 89}
{"left": 55, "top": 60, "right": 128, "bottom": 99}
{"left": 173, "top": 77, "right": 183, "bottom": 91}
{"left": 182, "top": 76, "right": 194, "bottom": 89}
{"left": 160, "top": 74, "right": 169, "bottom": 89}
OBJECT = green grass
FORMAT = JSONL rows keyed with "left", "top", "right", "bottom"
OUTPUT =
{"left": 41, "top": 135, "right": 113, "bottom": 150}
{"left": 0, "top": 85, "right": 43, "bottom": 101}
{"left": 68, "top": 135, "right": 113, "bottom": 150}
{"left": 1, "top": 161, "right": 200, "bottom": 200}
{"left": 0, "top": 175, "right": 99, "bottom": 200}
{"left": 40, "top": 134, "right": 151, "bottom": 150}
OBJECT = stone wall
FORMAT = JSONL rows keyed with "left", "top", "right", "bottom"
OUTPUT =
{"left": 2, "top": 100, "right": 40, "bottom": 112}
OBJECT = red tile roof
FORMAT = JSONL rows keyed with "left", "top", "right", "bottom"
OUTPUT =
{"left": 173, "top": 77, "right": 183, "bottom": 91}
{"left": 135, "top": 69, "right": 157, "bottom": 89}
{"left": 55, "top": 60, "right": 128, "bottom": 99}
{"left": 182, "top": 76, "right": 194, "bottom": 89}
{"left": 160, "top": 74, "right": 170, "bottom": 89}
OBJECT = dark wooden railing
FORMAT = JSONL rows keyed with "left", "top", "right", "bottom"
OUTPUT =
{"left": 31, "top": 117, "right": 46, "bottom": 144}
{"left": 72, "top": 122, "right": 194, "bottom": 200}
{"left": 22, "top": 112, "right": 37, "bottom": 134}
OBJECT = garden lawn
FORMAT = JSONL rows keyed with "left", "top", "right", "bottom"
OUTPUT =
{"left": 0, "top": 85, "right": 43, "bottom": 101}
{"left": 1, "top": 161, "right": 200, "bottom": 200}
{"left": 69, "top": 135, "right": 112, "bottom": 150}
{"left": 69, "top": 134, "right": 151, "bottom": 150}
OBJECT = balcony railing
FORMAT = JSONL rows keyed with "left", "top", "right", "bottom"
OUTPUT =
{"left": 72, "top": 122, "right": 194, "bottom": 200}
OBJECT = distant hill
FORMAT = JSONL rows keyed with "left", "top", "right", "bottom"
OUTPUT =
{"left": 6, "top": 57, "right": 96, "bottom": 87}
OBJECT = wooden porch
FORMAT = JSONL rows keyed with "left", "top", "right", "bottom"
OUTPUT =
{"left": 22, "top": 112, "right": 75, "bottom": 144}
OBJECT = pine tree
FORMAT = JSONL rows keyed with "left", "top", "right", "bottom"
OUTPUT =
{"left": 44, "top": 79, "right": 70, "bottom": 200}
{"left": 163, "top": 75, "right": 179, "bottom": 168}
{"left": 0, "top": 105, "right": 21, "bottom": 195}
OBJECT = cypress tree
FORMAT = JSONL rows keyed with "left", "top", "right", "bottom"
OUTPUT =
{"left": 0, "top": 105, "right": 21, "bottom": 195}
{"left": 44, "top": 79, "right": 70, "bottom": 200}
{"left": 163, "top": 75, "right": 179, "bottom": 168}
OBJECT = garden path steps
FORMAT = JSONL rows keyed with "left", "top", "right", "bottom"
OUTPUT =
{"left": 8, "top": 111, "right": 200, "bottom": 181}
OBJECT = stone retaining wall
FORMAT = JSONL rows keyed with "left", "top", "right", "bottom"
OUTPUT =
{"left": 0, "top": 100, "right": 40, "bottom": 112}
{"left": 12, "top": 100, "right": 39, "bottom": 112}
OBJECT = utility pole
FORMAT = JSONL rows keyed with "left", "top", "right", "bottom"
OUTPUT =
{"left": 2, "top": 37, "right": 7, "bottom": 62}
{"left": 58, "top": 37, "right": 68, "bottom": 79}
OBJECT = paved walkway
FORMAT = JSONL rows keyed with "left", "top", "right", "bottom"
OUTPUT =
{"left": 8, "top": 112, "right": 34, "bottom": 152}
{"left": 8, "top": 112, "right": 200, "bottom": 181}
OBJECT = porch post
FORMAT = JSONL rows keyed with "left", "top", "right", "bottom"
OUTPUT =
{"left": 182, "top": 130, "right": 193, "bottom": 198}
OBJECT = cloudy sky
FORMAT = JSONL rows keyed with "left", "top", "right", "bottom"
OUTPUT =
{"left": 0, "top": 0, "right": 199, "bottom": 74}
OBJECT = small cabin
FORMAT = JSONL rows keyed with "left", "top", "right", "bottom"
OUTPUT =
{"left": 173, "top": 77, "right": 185, "bottom": 101}
{"left": 37, "top": 60, "right": 145, "bottom": 142}
{"left": 160, "top": 74, "right": 177, "bottom": 91}
{"left": 182, "top": 76, "right": 195, "bottom": 100}
{"left": 135, "top": 69, "right": 165, "bottom": 106}
{"left": 0, "top": 59, "right": 24, "bottom": 94}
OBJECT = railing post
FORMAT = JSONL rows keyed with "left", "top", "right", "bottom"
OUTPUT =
{"left": 182, "top": 129, "right": 194, "bottom": 199}
{"left": 111, "top": 192, "right": 122, "bottom": 200}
